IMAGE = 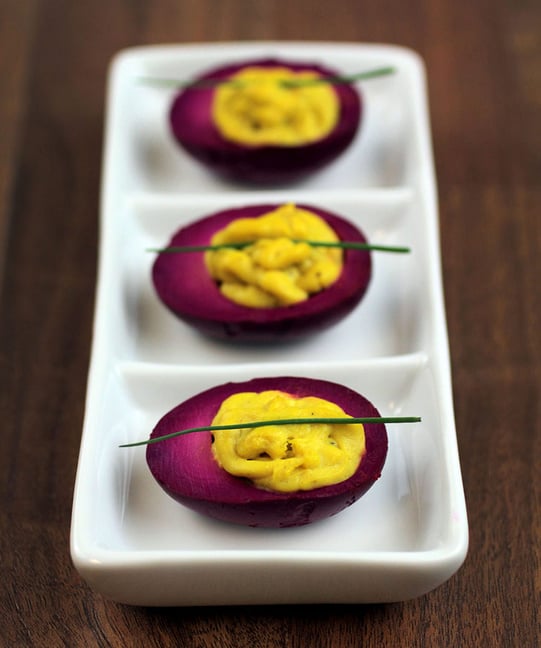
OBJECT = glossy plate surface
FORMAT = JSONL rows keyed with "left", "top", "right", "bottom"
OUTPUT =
{"left": 70, "top": 42, "right": 468, "bottom": 606}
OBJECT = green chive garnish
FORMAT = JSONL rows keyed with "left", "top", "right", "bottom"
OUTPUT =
{"left": 148, "top": 241, "right": 411, "bottom": 254}
{"left": 119, "top": 416, "right": 421, "bottom": 448}
{"left": 280, "top": 66, "right": 396, "bottom": 88}
{"left": 138, "top": 76, "right": 244, "bottom": 90}
{"left": 139, "top": 66, "right": 395, "bottom": 90}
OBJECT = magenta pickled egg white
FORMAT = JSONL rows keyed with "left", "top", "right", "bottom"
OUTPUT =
{"left": 151, "top": 203, "right": 372, "bottom": 342}
{"left": 169, "top": 58, "right": 361, "bottom": 184}
{"left": 146, "top": 376, "right": 388, "bottom": 528}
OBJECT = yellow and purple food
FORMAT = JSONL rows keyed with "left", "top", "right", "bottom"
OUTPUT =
{"left": 169, "top": 58, "right": 361, "bottom": 183}
{"left": 145, "top": 376, "right": 388, "bottom": 528}
{"left": 151, "top": 202, "right": 372, "bottom": 341}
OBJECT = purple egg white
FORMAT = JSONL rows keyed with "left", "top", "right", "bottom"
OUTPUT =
{"left": 146, "top": 376, "right": 388, "bottom": 528}
{"left": 151, "top": 203, "right": 372, "bottom": 342}
{"left": 169, "top": 58, "right": 362, "bottom": 184}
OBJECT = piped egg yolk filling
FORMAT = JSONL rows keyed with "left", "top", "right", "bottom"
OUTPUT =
{"left": 204, "top": 203, "right": 343, "bottom": 308}
{"left": 211, "top": 66, "right": 340, "bottom": 146}
{"left": 211, "top": 390, "right": 366, "bottom": 493}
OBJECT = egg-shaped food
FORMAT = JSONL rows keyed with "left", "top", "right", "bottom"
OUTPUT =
{"left": 146, "top": 376, "right": 388, "bottom": 528}
{"left": 151, "top": 203, "right": 372, "bottom": 342}
{"left": 169, "top": 58, "right": 361, "bottom": 184}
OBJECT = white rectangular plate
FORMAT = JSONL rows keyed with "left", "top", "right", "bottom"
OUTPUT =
{"left": 70, "top": 42, "right": 468, "bottom": 606}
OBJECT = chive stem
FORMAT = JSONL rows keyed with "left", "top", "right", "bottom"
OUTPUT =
{"left": 119, "top": 416, "right": 421, "bottom": 448}
{"left": 148, "top": 241, "right": 411, "bottom": 254}
{"left": 138, "top": 66, "right": 395, "bottom": 90}
{"left": 280, "top": 66, "right": 396, "bottom": 88}
{"left": 138, "top": 76, "right": 243, "bottom": 89}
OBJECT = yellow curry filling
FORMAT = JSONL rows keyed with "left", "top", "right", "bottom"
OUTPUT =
{"left": 211, "top": 66, "right": 340, "bottom": 146}
{"left": 205, "top": 203, "right": 343, "bottom": 308}
{"left": 211, "top": 390, "right": 366, "bottom": 493}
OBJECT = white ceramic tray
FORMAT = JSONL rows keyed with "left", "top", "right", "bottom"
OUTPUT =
{"left": 70, "top": 42, "right": 468, "bottom": 606}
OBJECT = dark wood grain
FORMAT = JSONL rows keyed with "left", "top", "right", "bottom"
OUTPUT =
{"left": 1, "top": 0, "right": 539, "bottom": 646}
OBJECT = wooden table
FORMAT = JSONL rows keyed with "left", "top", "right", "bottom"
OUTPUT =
{"left": 1, "top": 1, "right": 539, "bottom": 645}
